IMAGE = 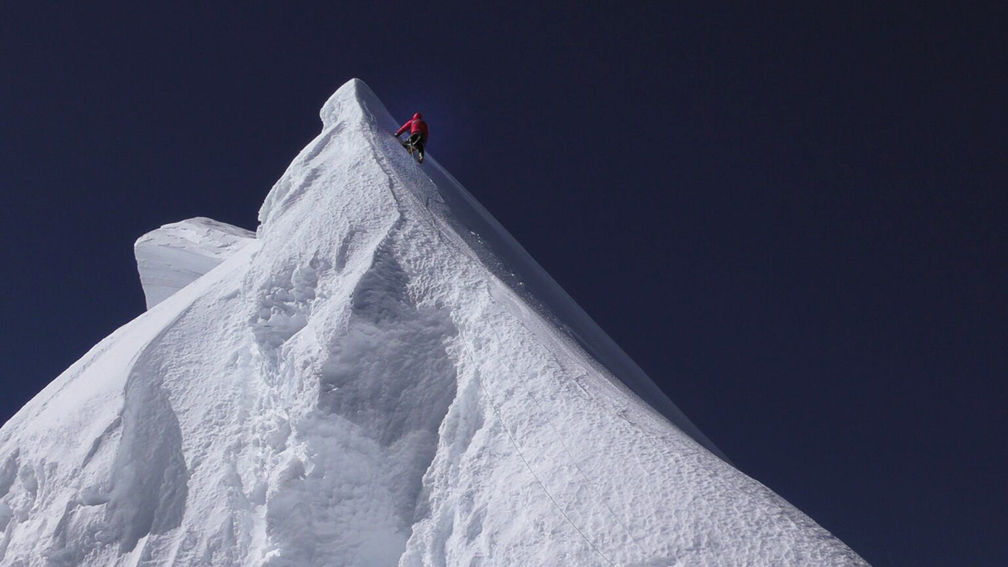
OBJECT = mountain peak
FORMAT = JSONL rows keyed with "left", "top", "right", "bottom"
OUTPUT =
{"left": 0, "top": 81, "right": 868, "bottom": 566}
{"left": 320, "top": 78, "right": 395, "bottom": 131}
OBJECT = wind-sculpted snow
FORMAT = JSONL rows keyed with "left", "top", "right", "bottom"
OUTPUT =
{"left": 0, "top": 79, "right": 868, "bottom": 565}
{"left": 135, "top": 217, "right": 255, "bottom": 309}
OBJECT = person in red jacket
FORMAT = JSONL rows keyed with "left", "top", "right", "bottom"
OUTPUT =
{"left": 395, "top": 112, "right": 429, "bottom": 163}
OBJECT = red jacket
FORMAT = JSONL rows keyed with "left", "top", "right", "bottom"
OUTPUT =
{"left": 396, "top": 112, "right": 429, "bottom": 142}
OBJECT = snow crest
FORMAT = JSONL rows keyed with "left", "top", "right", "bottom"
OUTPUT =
{"left": 0, "top": 79, "right": 869, "bottom": 566}
{"left": 135, "top": 217, "right": 255, "bottom": 309}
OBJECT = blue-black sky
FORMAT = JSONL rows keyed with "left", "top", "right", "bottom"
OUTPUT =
{"left": 1, "top": 3, "right": 1005, "bottom": 565}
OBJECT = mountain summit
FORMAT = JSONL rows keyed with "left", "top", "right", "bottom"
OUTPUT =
{"left": 0, "top": 79, "right": 867, "bottom": 566}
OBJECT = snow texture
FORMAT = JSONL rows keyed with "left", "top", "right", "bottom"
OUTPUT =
{"left": 135, "top": 217, "right": 255, "bottom": 309}
{"left": 0, "top": 79, "right": 868, "bottom": 566}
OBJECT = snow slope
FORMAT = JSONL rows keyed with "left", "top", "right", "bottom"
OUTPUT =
{"left": 0, "top": 79, "right": 868, "bottom": 566}
{"left": 135, "top": 217, "right": 256, "bottom": 309}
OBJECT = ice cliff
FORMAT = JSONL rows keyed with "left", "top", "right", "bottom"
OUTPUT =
{"left": 0, "top": 79, "right": 868, "bottom": 566}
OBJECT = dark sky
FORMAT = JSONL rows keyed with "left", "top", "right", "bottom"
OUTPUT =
{"left": 2, "top": 3, "right": 1005, "bottom": 565}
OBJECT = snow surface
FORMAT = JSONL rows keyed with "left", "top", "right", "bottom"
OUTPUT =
{"left": 0, "top": 79, "right": 868, "bottom": 566}
{"left": 135, "top": 217, "right": 256, "bottom": 309}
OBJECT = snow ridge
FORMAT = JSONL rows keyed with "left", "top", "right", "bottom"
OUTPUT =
{"left": 135, "top": 217, "right": 255, "bottom": 309}
{"left": 0, "top": 79, "right": 868, "bottom": 566}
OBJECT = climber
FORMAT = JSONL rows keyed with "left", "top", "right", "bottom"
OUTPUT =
{"left": 394, "top": 112, "right": 429, "bottom": 163}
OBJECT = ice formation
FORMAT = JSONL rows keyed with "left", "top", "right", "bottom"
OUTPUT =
{"left": 0, "top": 79, "right": 868, "bottom": 566}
